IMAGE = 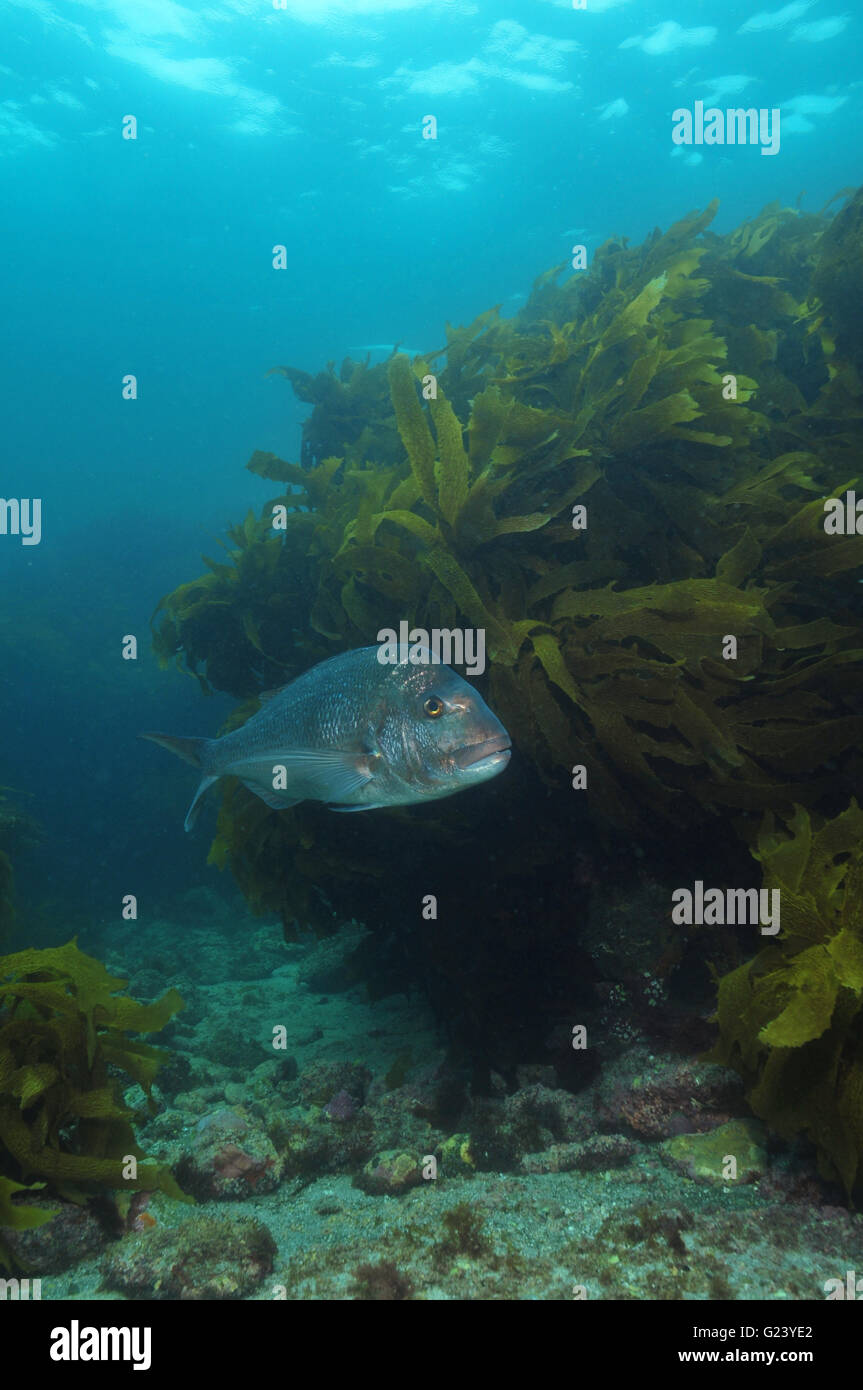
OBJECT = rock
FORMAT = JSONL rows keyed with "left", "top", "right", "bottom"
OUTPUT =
{"left": 660, "top": 1118, "right": 768, "bottom": 1185}
{"left": 205, "top": 1016, "right": 273, "bottom": 1072}
{"left": 296, "top": 1060, "right": 371, "bottom": 1107}
{"left": 519, "top": 1134, "right": 638, "bottom": 1175}
{"left": 322, "top": 1089, "right": 358, "bottom": 1122}
{"left": 360, "top": 1085, "right": 438, "bottom": 1155}
{"left": 505, "top": 1083, "right": 592, "bottom": 1141}
{"left": 278, "top": 1112, "right": 375, "bottom": 1177}
{"left": 438, "top": 1134, "right": 476, "bottom": 1176}
{"left": 101, "top": 1214, "right": 276, "bottom": 1299}
{"left": 595, "top": 1052, "right": 745, "bottom": 1140}
{"left": 469, "top": 1082, "right": 593, "bottom": 1169}
{"left": 0, "top": 1197, "right": 108, "bottom": 1274}
{"left": 355, "top": 1150, "right": 423, "bottom": 1196}
{"left": 296, "top": 924, "right": 369, "bottom": 993}
{"left": 173, "top": 1107, "right": 282, "bottom": 1199}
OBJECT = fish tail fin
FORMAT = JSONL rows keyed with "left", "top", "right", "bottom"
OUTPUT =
{"left": 140, "top": 733, "right": 216, "bottom": 833}
{"left": 140, "top": 732, "right": 208, "bottom": 767}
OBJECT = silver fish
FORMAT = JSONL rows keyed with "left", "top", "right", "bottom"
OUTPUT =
{"left": 143, "top": 645, "right": 511, "bottom": 831}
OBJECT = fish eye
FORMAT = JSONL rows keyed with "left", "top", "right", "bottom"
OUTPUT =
{"left": 423, "top": 695, "right": 445, "bottom": 718}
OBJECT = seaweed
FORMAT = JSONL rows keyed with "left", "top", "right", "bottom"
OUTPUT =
{"left": 0, "top": 1174, "right": 57, "bottom": 1264}
{"left": 150, "top": 189, "right": 863, "bottom": 1071}
{"left": 0, "top": 939, "right": 187, "bottom": 1266}
{"left": 157, "top": 191, "right": 862, "bottom": 820}
{"left": 709, "top": 802, "right": 863, "bottom": 1196}
{"left": 435, "top": 1202, "right": 492, "bottom": 1263}
{"left": 350, "top": 1258, "right": 415, "bottom": 1300}
{"left": 265, "top": 355, "right": 405, "bottom": 471}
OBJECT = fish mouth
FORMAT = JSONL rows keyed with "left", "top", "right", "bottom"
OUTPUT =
{"left": 454, "top": 732, "right": 512, "bottom": 772}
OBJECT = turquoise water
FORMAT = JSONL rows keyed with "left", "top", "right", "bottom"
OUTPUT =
{"left": 2, "top": 0, "right": 863, "bottom": 1308}
{"left": 2, "top": 0, "right": 860, "bottom": 905}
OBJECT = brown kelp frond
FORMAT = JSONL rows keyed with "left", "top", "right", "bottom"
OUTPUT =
{"left": 710, "top": 802, "right": 863, "bottom": 1195}
{"left": 0, "top": 940, "right": 187, "bottom": 1267}
{"left": 152, "top": 189, "right": 863, "bottom": 897}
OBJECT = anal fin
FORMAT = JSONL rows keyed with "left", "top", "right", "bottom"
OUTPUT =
{"left": 184, "top": 775, "right": 219, "bottom": 833}
{"left": 239, "top": 780, "right": 302, "bottom": 811}
{"left": 330, "top": 802, "right": 389, "bottom": 812}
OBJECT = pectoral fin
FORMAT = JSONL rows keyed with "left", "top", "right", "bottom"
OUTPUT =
{"left": 229, "top": 749, "right": 380, "bottom": 811}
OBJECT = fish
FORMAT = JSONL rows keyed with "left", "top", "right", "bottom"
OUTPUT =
{"left": 349, "top": 344, "right": 429, "bottom": 357}
{"left": 142, "top": 645, "right": 511, "bottom": 831}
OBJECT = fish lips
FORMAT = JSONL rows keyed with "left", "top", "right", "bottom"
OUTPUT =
{"left": 453, "top": 731, "right": 512, "bottom": 773}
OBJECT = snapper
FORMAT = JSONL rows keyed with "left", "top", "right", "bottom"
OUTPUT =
{"left": 143, "top": 645, "right": 511, "bottom": 831}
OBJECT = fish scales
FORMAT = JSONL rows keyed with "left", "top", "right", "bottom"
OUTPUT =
{"left": 209, "top": 648, "right": 397, "bottom": 771}
{"left": 143, "top": 646, "right": 511, "bottom": 830}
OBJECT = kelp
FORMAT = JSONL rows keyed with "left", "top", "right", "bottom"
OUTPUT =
{"left": 265, "top": 355, "right": 404, "bottom": 471}
{"left": 151, "top": 190, "right": 863, "bottom": 1068}
{"left": 0, "top": 940, "right": 186, "bottom": 1267}
{"left": 709, "top": 802, "right": 863, "bottom": 1195}
{"left": 0, "top": 1174, "right": 57, "bottom": 1255}
{"left": 155, "top": 189, "right": 863, "bottom": 828}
